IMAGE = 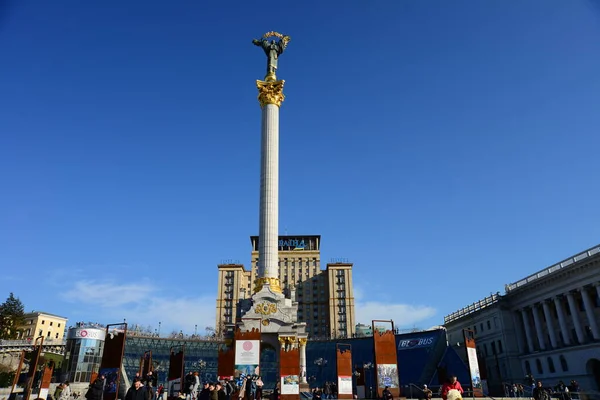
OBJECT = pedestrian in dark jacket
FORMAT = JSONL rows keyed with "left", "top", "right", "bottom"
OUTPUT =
{"left": 126, "top": 380, "right": 150, "bottom": 400}
{"left": 86, "top": 375, "right": 105, "bottom": 400}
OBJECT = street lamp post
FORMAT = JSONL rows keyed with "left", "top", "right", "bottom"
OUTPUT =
{"left": 192, "top": 360, "right": 207, "bottom": 383}
{"left": 363, "top": 362, "right": 374, "bottom": 399}
{"left": 314, "top": 358, "right": 328, "bottom": 386}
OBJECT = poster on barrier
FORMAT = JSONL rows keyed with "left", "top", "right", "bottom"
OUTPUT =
{"left": 377, "top": 364, "right": 399, "bottom": 389}
{"left": 281, "top": 375, "right": 299, "bottom": 395}
{"left": 338, "top": 376, "right": 353, "bottom": 395}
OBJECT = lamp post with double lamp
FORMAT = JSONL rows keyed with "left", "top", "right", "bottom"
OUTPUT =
{"left": 353, "top": 371, "right": 361, "bottom": 396}
{"left": 314, "top": 358, "right": 328, "bottom": 387}
{"left": 192, "top": 359, "right": 207, "bottom": 383}
{"left": 363, "top": 363, "right": 374, "bottom": 399}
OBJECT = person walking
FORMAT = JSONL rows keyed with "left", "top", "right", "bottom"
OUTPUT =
{"left": 85, "top": 375, "right": 105, "bottom": 400}
{"left": 441, "top": 376, "right": 463, "bottom": 400}
{"left": 59, "top": 382, "right": 72, "bottom": 400}
{"left": 533, "top": 382, "right": 550, "bottom": 400}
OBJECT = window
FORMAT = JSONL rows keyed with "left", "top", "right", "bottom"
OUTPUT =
{"left": 55, "top": 333, "right": 59, "bottom": 339}
{"left": 559, "top": 355, "right": 568, "bottom": 372}
{"left": 498, "top": 340, "right": 503, "bottom": 353}
{"left": 480, "top": 323, "right": 484, "bottom": 331}
{"left": 547, "top": 357, "right": 556, "bottom": 373}
{"left": 474, "top": 326, "right": 477, "bottom": 334}
{"left": 484, "top": 343, "right": 488, "bottom": 356}
{"left": 536, "top": 359, "right": 543, "bottom": 374}
{"left": 491, "top": 342, "right": 497, "bottom": 355}
{"left": 38, "top": 329, "right": 43, "bottom": 336}
{"left": 50, "top": 322, "right": 53, "bottom": 326}
{"left": 58, "top": 323, "right": 61, "bottom": 328}
{"left": 47, "top": 331, "right": 51, "bottom": 338}
{"left": 41, "top": 320, "right": 45, "bottom": 325}
{"left": 487, "top": 320, "right": 491, "bottom": 330}
{"left": 524, "top": 361, "right": 532, "bottom": 375}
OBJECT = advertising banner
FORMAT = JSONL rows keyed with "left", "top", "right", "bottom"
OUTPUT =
{"left": 281, "top": 375, "right": 299, "bottom": 395}
{"left": 376, "top": 364, "right": 399, "bottom": 389}
{"left": 397, "top": 336, "right": 436, "bottom": 350}
{"left": 98, "top": 324, "right": 127, "bottom": 400}
{"left": 336, "top": 344, "right": 353, "bottom": 399}
{"left": 167, "top": 347, "right": 184, "bottom": 400}
{"left": 39, "top": 361, "right": 55, "bottom": 400}
{"left": 338, "top": 376, "right": 353, "bottom": 395}
{"left": 234, "top": 340, "right": 260, "bottom": 377}
{"left": 235, "top": 340, "right": 260, "bottom": 364}
{"left": 466, "top": 347, "right": 482, "bottom": 393}
{"left": 463, "top": 329, "right": 483, "bottom": 397}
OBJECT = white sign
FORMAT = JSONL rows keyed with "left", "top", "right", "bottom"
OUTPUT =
{"left": 67, "top": 328, "right": 106, "bottom": 341}
{"left": 466, "top": 347, "right": 482, "bottom": 390}
{"left": 235, "top": 340, "right": 260, "bottom": 365}
{"left": 281, "top": 375, "right": 299, "bottom": 395}
{"left": 338, "top": 376, "right": 353, "bottom": 395}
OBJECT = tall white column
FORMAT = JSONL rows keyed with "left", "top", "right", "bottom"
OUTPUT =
{"left": 580, "top": 287, "right": 600, "bottom": 340}
{"left": 566, "top": 292, "right": 586, "bottom": 344}
{"left": 554, "top": 296, "right": 571, "bottom": 346}
{"left": 542, "top": 300, "right": 558, "bottom": 348}
{"left": 520, "top": 308, "right": 535, "bottom": 352}
{"left": 299, "top": 339, "right": 307, "bottom": 383}
{"left": 531, "top": 304, "right": 546, "bottom": 351}
{"left": 255, "top": 80, "right": 285, "bottom": 294}
{"left": 259, "top": 103, "right": 279, "bottom": 279}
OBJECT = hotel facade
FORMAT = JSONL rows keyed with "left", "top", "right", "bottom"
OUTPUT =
{"left": 215, "top": 235, "right": 356, "bottom": 339}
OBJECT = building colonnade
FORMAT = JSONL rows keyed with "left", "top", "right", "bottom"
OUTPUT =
{"left": 515, "top": 284, "right": 600, "bottom": 353}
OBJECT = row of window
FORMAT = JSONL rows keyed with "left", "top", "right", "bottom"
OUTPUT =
{"left": 524, "top": 355, "right": 569, "bottom": 375}
{"left": 477, "top": 339, "right": 503, "bottom": 357}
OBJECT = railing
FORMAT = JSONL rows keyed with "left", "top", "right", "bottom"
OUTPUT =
{"left": 0, "top": 338, "right": 66, "bottom": 346}
{"left": 444, "top": 293, "right": 500, "bottom": 324}
{"left": 505, "top": 244, "right": 600, "bottom": 292}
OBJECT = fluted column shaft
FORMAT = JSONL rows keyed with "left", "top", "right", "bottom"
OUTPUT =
{"left": 299, "top": 341, "right": 307, "bottom": 383}
{"left": 554, "top": 296, "right": 571, "bottom": 345}
{"left": 531, "top": 305, "right": 546, "bottom": 350}
{"left": 258, "top": 103, "right": 280, "bottom": 282}
{"left": 542, "top": 301, "right": 558, "bottom": 348}
{"left": 566, "top": 292, "right": 585, "bottom": 344}
{"left": 580, "top": 287, "right": 600, "bottom": 340}
{"left": 521, "top": 308, "right": 535, "bottom": 352}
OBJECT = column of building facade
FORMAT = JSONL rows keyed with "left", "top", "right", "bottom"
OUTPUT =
{"left": 299, "top": 338, "right": 307, "bottom": 383}
{"left": 580, "top": 286, "right": 599, "bottom": 340}
{"left": 512, "top": 312, "right": 527, "bottom": 354}
{"left": 553, "top": 296, "right": 571, "bottom": 346}
{"left": 566, "top": 291, "right": 586, "bottom": 344}
{"left": 531, "top": 304, "right": 546, "bottom": 350}
{"left": 520, "top": 307, "right": 535, "bottom": 352}
{"left": 541, "top": 300, "right": 558, "bottom": 348}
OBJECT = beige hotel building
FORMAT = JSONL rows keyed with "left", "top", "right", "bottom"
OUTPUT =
{"left": 216, "top": 235, "right": 356, "bottom": 338}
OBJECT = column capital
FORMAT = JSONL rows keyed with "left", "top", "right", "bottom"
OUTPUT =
{"left": 257, "top": 79, "right": 285, "bottom": 107}
{"left": 298, "top": 338, "right": 308, "bottom": 346}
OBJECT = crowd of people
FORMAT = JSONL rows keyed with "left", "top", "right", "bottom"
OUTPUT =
{"left": 532, "top": 380, "right": 581, "bottom": 400}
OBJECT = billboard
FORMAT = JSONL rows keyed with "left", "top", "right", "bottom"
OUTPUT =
{"left": 281, "top": 375, "right": 299, "bottom": 395}
{"left": 377, "top": 364, "right": 399, "bottom": 389}
{"left": 397, "top": 336, "right": 435, "bottom": 350}
{"left": 466, "top": 347, "right": 482, "bottom": 392}
{"left": 234, "top": 340, "right": 260, "bottom": 376}
{"left": 338, "top": 376, "right": 353, "bottom": 395}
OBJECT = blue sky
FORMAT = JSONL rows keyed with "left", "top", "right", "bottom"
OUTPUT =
{"left": 1, "top": 0, "right": 600, "bottom": 335}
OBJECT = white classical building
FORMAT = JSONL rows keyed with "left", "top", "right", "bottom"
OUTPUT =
{"left": 444, "top": 244, "right": 600, "bottom": 395}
